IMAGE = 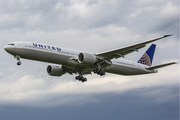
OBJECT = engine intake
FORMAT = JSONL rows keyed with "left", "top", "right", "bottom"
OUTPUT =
{"left": 47, "top": 65, "right": 65, "bottom": 76}
{"left": 78, "top": 53, "right": 97, "bottom": 64}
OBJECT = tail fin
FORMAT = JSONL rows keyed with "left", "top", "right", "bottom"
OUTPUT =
{"left": 138, "top": 44, "right": 156, "bottom": 66}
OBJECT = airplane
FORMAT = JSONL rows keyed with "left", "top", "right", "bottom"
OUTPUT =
{"left": 4, "top": 35, "right": 176, "bottom": 82}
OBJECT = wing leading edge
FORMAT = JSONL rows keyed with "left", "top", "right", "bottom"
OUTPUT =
{"left": 95, "top": 35, "right": 172, "bottom": 60}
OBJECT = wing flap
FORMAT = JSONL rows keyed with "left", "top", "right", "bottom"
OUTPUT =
{"left": 111, "top": 44, "right": 145, "bottom": 59}
{"left": 146, "top": 62, "right": 177, "bottom": 70}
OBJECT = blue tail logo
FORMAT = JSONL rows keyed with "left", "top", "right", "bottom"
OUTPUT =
{"left": 138, "top": 44, "right": 156, "bottom": 66}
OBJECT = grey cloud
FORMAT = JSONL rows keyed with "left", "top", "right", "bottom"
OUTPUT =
{"left": 0, "top": 0, "right": 69, "bottom": 31}
{"left": 0, "top": 0, "right": 68, "bottom": 14}
{"left": 87, "top": 0, "right": 98, "bottom": 5}
{"left": 0, "top": 0, "right": 178, "bottom": 37}
{"left": 0, "top": 85, "right": 179, "bottom": 120}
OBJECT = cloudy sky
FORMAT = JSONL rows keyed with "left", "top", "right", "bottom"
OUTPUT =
{"left": 0, "top": 0, "right": 179, "bottom": 120}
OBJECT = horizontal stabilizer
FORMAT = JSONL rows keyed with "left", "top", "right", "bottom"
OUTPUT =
{"left": 146, "top": 62, "right": 177, "bottom": 70}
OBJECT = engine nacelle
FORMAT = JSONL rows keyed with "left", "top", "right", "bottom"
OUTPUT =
{"left": 78, "top": 53, "right": 97, "bottom": 64}
{"left": 47, "top": 65, "right": 65, "bottom": 76}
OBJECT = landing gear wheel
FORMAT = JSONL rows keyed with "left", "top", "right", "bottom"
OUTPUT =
{"left": 82, "top": 78, "right": 87, "bottom": 82}
{"left": 75, "top": 76, "right": 79, "bottom": 80}
{"left": 100, "top": 71, "right": 105, "bottom": 76}
{"left": 97, "top": 70, "right": 100, "bottom": 75}
{"left": 17, "top": 61, "right": 21, "bottom": 66}
{"left": 79, "top": 76, "right": 83, "bottom": 81}
{"left": 75, "top": 70, "right": 87, "bottom": 82}
{"left": 99, "top": 71, "right": 103, "bottom": 75}
{"left": 75, "top": 75, "right": 87, "bottom": 82}
{"left": 94, "top": 69, "right": 106, "bottom": 76}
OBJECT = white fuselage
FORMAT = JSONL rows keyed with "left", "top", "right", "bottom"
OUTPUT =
{"left": 4, "top": 41, "right": 157, "bottom": 76}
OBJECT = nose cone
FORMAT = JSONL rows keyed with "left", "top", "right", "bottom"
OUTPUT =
{"left": 4, "top": 46, "right": 14, "bottom": 54}
{"left": 4, "top": 46, "right": 9, "bottom": 52}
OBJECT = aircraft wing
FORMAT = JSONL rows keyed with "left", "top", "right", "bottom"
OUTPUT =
{"left": 95, "top": 35, "right": 172, "bottom": 60}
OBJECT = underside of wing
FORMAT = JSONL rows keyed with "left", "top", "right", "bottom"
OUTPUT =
{"left": 62, "top": 66, "right": 91, "bottom": 75}
{"left": 96, "top": 35, "right": 172, "bottom": 60}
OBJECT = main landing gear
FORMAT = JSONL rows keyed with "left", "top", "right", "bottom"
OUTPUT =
{"left": 14, "top": 55, "right": 22, "bottom": 66}
{"left": 75, "top": 71, "right": 87, "bottom": 82}
{"left": 94, "top": 69, "right": 106, "bottom": 76}
{"left": 75, "top": 69, "right": 105, "bottom": 83}
{"left": 75, "top": 62, "right": 106, "bottom": 83}
{"left": 94, "top": 62, "right": 106, "bottom": 76}
{"left": 75, "top": 76, "right": 87, "bottom": 82}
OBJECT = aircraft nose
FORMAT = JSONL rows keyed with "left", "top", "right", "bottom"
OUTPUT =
{"left": 4, "top": 46, "right": 13, "bottom": 53}
{"left": 4, "top": 46, "right": 9, "bottom": 51}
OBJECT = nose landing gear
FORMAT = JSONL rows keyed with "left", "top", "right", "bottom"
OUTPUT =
{"left": 14, "top": 55, "right": 22, "bottom": 66}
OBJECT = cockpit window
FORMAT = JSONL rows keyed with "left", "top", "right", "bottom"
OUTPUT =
{"left": 8, "top": 43, "right": 15, "bottom": 45}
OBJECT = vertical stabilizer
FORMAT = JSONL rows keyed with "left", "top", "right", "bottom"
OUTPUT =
{"left": 138, "top": 44, "right": 156, "bottom": 66}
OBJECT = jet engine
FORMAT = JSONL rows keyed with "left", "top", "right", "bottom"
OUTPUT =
{"left": 78, "top": 53, "right": 98, "bottom": 64}
{"left": 47, "top": 65, "right": 65, "bottom": 76}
